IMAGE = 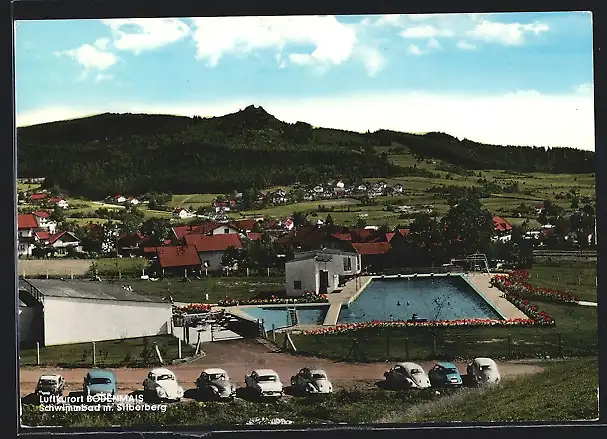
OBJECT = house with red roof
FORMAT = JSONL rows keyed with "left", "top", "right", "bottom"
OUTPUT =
{"left": 492, "top": 216, "right": 513, "bottom": 233}
{"left": 17, "top": 213, "right": 41, "bottom": 256}
{"left": 32, "top": 211, "right": 57, "bottom": 234}
{"left": 233, "top": 218, "right": 260, "bottom": 233}
{"left": 351, "top": 242, "right": 392, "bottom": 272}
{"left": 153, "top": 245, "right": 202, "bottom": 277}
{"left": 29, "top": 193, "right": 48, "bottom": 203}
{"left": 247, "top": 232, "right": 262, "bottom": 241}
{"left": 183, "top": 234, "right": 243, "bottom": 272}
{"left": 48, "top": 197, "right": 69, "bottom": 209}
{"left": 44, "top": 231, "right": 82, "bottom": 255}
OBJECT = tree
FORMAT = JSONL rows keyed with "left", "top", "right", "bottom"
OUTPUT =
{"left": 120, "top": 206, "right": 145, "bottom": 235}
{"left": 221, "top": 245, "right": 242, "bottom": 271}
{"left": 325, "top": 214, "right": 334, "bottom": 226}
{"left": 140, "top": 218, "right": 171, "bottom": 246}
{"left": 355, "top": 218, "right": 367, "bottom": 229}
{"left": 442, "top": 194, "right": 494, "bottom": 257}
{"left": 292, "top": 211, "right": 307, "bottom": 227}
{"left": 49, "top": 205, "right": 66, "bottom": 223}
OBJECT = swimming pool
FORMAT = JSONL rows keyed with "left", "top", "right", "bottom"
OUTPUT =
{"left": 337, "top": 275, "right": 503, "bottom": 324}
{"left": 239, "top": 306, "right": 329, "bottom": 331}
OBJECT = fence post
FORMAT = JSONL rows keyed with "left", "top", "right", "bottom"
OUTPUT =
{"left": 36, "top": 342, "right": 40, "bottom": 366}
{"left": 178, "top": 338, "right": 182, "bottom": 359}
{"left": 272, "top": 324, "right": 276, "bottom": 343}
{"left": 557, "top": 332, "right": 563, "bottom": 358}
{"left": 405, "top": 337, "right": 409, "bottom": 360}
{"left": 92, "top": 342, "right": 96, "bottom": 366}
{"left": 507, "top": 334, "right": 512, "bottom": 358}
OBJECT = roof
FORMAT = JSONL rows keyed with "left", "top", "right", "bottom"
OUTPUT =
{"left": 351, "top": 242, "right": 391, "bottom": 255}
{"left": 395, "top": 362, "right": 424, "bottom": 370}
{"left": 348, "top": 228, "right": 377, "bottom": 243}
{"left": 397, "top": 228, "right": 409, "bottom": 237}
{"left": 172, "top": 222, "right": 222, "bottom": 240}
{"left": 492, "top": 216, "right": 512, "bottom": 231}
{"left": 234, "top": 219, "right": 258, "bottom": 231}
{"left": 437, "top": 362, "right": 458, "bottom": 368}
{"left": 253, "top": 369, "right": 278, "bottom": 376}
{"left": 49, "top": 197, "right": 65, "bottom": 203}
{"left": 86, "top": 369, "right": 116, "bottom": 378}
{"left": 151, "top": 367, "right": 175, "bottom": 375}
{"left": 18, "top": 213, "right": 39, "bottom": 229}
{"left": 157, "top": 245, "right": 201, "bottom": 268}
{"left": 204, "top": 368, "right": 227, "bottom": 375}
{"left": 309, "top": 369, "right": 327, "bottom": 375}
{"left": 247, "top": 232, "right": 262, "bottom": 241}
{"left": 21, "top": 278, "right": 167, "bottom": 303}
{"left": 385, "top": 232, "right": 396, "bottom": 242}
{"left": 35, "top": 231, "right": 50, "bottom": 241}
{"left": 32, "top": 210, "right": 50, "bottom": 218}
{"left": 39, "top": 374, "right": 61, "bottom": 381}
{"left": 474, "top": 357, "right": 497, "bottom": 366}
{"left": 331, "top": 233, "right": 352, "bottom": 241}
{"left": 288, "top": 248, "right": 358, "bottom": 263}
{"left": 48, "top": 231, "right": 79, "bottom": 244}
{"left": 30, "top": 193, "right": 47, "bottom": 200}
{"left": 184, "top": 234, "right": 243, "bottom": 252}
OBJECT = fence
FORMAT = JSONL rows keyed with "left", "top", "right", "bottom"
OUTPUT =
{"left": 371, "top": 266, "right": 465, "bottom": 276}
{"left": 287, "top": 327, "right": 598, "bottom": 362}
{"left": 533, "top": 250, "right": 597, "bottom": 263}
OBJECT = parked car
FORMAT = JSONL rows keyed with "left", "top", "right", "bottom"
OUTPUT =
{"left": 428, "top": 362, "right": 463, "bottom": 388}
{"left": 383, "top": 362, "right": 431, "bottom": 389}
{"left": 83, "top": 370, "right": 117, "bottom": 397}
{"left": 467, "top": 357, "right": 501, "bottom": 386}
{"left": 36, "top": 374, "right": 66, "bottom": 396}
{"left": 143, "top": 368, "right": 184, "bottom": 402}
{"left": 195, "top": 368, "right": 236, "bottom": 400}
{"left": 290, "top": 368, "right": 333, "bottom": 394}
{"left": 244, "top": 369, "right": 283, "bottom": 398}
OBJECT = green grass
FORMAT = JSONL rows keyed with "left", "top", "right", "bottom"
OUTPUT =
{"left": 402, "top": 357, "right": 598, "bottom": 422}
{"left": 17, "top": 183, "right": 42, "bottom": 192}
{"left": 529, "top": 262, "right": 597, "bottom": 302}
{"left": 91, "top": 258, "right": 151, "bottom": 277}
{"left": 19, "top": 335, "right": 194, "bottom": 368}
{"left": 240, "top": 199, "right": 360, "bottom": 218}
{"left": 170, "top": 193, "right": 221, "bottom": 208}
{"left": 127, "top": 275, "right": 286, "bottom": 303}
{"left": 21, "top": 387, "right": 447, "bottom": 427}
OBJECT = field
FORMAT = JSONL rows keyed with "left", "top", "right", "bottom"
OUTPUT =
{"left": 19, "top": 335, "right": 195, "bottom": 368}
{"left": 527, "top": 261, "right": 597, "bottom": 302}
{"left": 127, "top": 275, "right": 286, "bottom": 303}
{"left": 402, "top": 357, "right": 599, "bottom": 422}
{"left": 18, "top": 258, "right": 150, "bottom": 278}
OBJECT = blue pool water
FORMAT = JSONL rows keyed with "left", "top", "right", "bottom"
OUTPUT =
{"left": 240, "top": 306, "right": 329, "bottom": 330}
{"left": 337, "top": 276, "right": 503, "bottom": 324}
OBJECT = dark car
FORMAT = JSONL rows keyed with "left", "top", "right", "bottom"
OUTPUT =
{"left": 428, "top": 362, "right": 463, "bottom": 388}
{"left": 195, "top": 368, "right": 236, "bottom": 400}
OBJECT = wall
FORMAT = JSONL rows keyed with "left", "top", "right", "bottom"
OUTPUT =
{"left": 19, "top": 306, "right": 43, "bottom": 345}
{"left": 198, "top": 250, "right": 225, "bottom": 271}
{"left": 210, "top": 226, "right": 239, "bottom": 235}
{"left": 42, "top": 297, "right": 172, "bottom": 346}
{"left": 285, "top": 258, "right": 319, "bottom": 296}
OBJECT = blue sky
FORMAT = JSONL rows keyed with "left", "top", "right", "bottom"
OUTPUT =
{"left": 14, "top": 12, "right": 595, "bottom": 150}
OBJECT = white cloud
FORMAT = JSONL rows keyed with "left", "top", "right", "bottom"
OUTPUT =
{"left": 456, "top": 40, "right": 476, "bottom": 50}
{"left": 55, "top": 42, "right": 117, "bottom": 71}
{"left": 407, "top": 44, "right": 424, "bottom": 56}
{"left": 400, "top": 25, "right": 455, "bottom": 38}
{"left": 94, "top": 73, "right": 114, "bottom": 83}
{"left": 467, "top": 20, "right": 549, "bottom": 45}
{"left": 16, "top": 90, "right": 594, "bottom": 151}
{"left": 575, "top": 83, "right": 594, "bottom": 95}
{"left": 101, "top": 18, "right": 191, "bottom": 54}
{"left": 189, "top": 16, "right": 358, "bottom": 73}
{"left": 427, "top": 38, "right": 441, "bottom": 49}
{"left": 354, "top": 46, "right": 385, "bottom": 76}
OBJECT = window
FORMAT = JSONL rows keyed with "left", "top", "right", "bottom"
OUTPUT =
{"left": 343, "top": 257, "right": 352, "bottom": 271}
{"left": 224, "top": 228, "right": 230, "bottom": 234}
{"left": 294, "top": 280, "right": 302, "bottom": 290}
{"left": 356, "top": 256, "right": 360, "bottom": 271}
{"left": 203, "top": 261, "right": 210, "bottom": 268}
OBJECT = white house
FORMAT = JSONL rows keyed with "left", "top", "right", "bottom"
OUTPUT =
{"left": 313, "top": 185, "right": 324, "bottom": 194}
{"left": 208, "top": 224, "right": 241, "bottom": 235}
{"left": 111, "top": 194, "right": 127, "bottom": 204}
{"left": 127, "top": 197, "right": 140, "bottom": 205}
{"left": 394, "top": 184, "right": 404, "bottom": 193}
{"left": 19, "top": 278, "right": 172, "bottom": 346}
{"left": 32, "top": 211, "right": 57, "bottom": 234}
{"left": 335, "top": 180, "right": 345, "bottom": 189}
{"left": 49, "top": 197, "right": 69, "bottom": 209}
{"left": 17, "top": 213, "right": 41, "bottom": 257}
{"left": 47, "top": 231, "right": 83, "bottom": 255}
{"left": 173, "top": 208, "right": 195, "bottom": 219}
{"left": 285, "top": 249, "right": 362, "bottom": 297}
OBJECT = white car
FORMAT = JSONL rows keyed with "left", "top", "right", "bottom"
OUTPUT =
{"left": 290, "top": 368, "right": 333, "bottom": 394}
{"left": 384, "top": 362, "right": 431, "bottom": 389}
{"left": 142, "top": 368, "right": 184, "bottom": 402}
{"left": 244, "top": 369, "right": 283, "bottom": 398}
{"left": 467, "top": 357, "right": 501, "bottom": 386}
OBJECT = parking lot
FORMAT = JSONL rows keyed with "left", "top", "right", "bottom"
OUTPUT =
{"left": 20, "top": 339, "right": 545, "bottom": 401}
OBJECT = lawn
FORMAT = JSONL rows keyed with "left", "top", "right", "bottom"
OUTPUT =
{"left": 127, "top": 275, "right": 286, "bottom": 303}
{"left": 91, "top": 258, "right": 151, "bottom": 277}
{"left": 402, "top": 357, "right": 599, "bottom": 422}
{"left": 240, "top": 199, "right": 360, "bottom": 218}
{"left": 19, "top": 335, "right": 194, "bottom": 368}
{"left": 170, "top": 193, "right": 221, "bottom": 208}
{"left": 528, "top": 261, "right": 597, "bottom": 302}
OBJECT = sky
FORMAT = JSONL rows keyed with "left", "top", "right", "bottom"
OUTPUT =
{"left": 14, "top": 12, "right": 595, "bottom": 150}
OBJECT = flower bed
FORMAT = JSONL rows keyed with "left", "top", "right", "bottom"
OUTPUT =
{"left": 301, "top": 317, "right": 540, "bottom": 335}
{"left": 172, "top": 303, "right": 212, "bottom": 315}
{"left": 217, "top": 292, "right": 328, "bottom": 307}
{"left": 491, "top": 270, "right": 580, "bottom": 303}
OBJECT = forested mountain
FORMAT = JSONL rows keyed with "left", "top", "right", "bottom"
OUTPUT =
{"left": 16, "top": 105, "right": 595, "bottom": 198}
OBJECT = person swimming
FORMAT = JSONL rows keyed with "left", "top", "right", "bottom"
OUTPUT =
{"left": 397, "top": 301, "right": 401, "bottom": 306}
{"left": 406, "top": 301, "right": 410, "bottom": 306}
{"left": 412, "top": 313, "right": 418, "bottom": 320}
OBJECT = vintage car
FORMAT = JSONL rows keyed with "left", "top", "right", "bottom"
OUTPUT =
{"left": 290, "top": 368, "right": 333, "bottom": 394}
{"left": 83, "top": 370, "right": 117, "bottom": 396}
{"left": 467, "top": 357, "right": 501, "bottom": 386}
{"left": 244, "top": 369, "right": 283, "bottom": 398}
{"left": 383, "top": 362, "right": 431, "bottom": 389}
{"left": 36, "top": 374, "right": 66, "bottom": 396}
{"left": 195, "top": 368, "right": 236, "bottom": 400}
{"left": 428, "top": 362, "right": 463, "bottom": 388}
{"left": 143, "top": 368, "right": 184, "bottom": 402}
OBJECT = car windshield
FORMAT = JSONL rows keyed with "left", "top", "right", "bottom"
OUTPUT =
{"left": 312, "top": 373, "right": 326, "bottom": 379}
{"left": 39, "top": 379, "right": 57, "bottom": 386}
{"left": 480, "top": 365, "right": 492, "bottom": 370}
{"left": 209, "top": 374, "right": 226, "bottom": 380}
{"left": 445, "top": 368, "right": 458, "bottom": 374}
{"left": 157, "top": 374, "right": 175, "bottom": 381}
{"left": 89, "top": 377, "right": 112, "bottom": 385}
{"left": 410, "top": 369, "right": 422, "bottom": 375}
{"left": 257, "top": 375, "right": 277, "bottom": 382}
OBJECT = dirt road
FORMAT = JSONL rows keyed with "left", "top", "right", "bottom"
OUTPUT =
{"left": 19, "top": 339, "right": 544, "bottom": 397}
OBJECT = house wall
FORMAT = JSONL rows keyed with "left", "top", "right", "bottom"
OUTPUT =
{"left": 324, "top": 253, "right": 361, "bottom": 277}
{"left": 211, "top": 226, "right": 239, "bottom": 235}
{"left": 285, "top": 258, "right": 319, "bottom": 296}
{"left": 19, "top": 306, "right": 43, "bottom": 345}
{"left": 198, "top": 250, "right": 225, "bottom": 271}
{"left": 42, "top": 296, "right": 172, "bottom": 346}
{"left": 18, "top": 242, "right": 35, "bottom": 257}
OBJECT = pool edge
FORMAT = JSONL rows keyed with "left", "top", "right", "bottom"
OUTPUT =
{"left": 458, "top": 274, "right": 507, "bottom": 320}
